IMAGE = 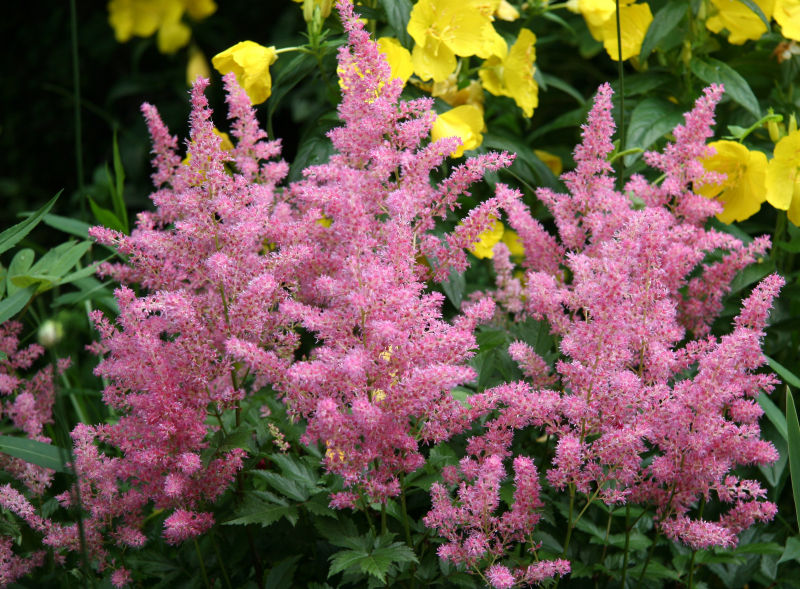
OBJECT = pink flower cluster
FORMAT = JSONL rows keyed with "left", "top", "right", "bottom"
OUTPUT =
{"left": 475, "top": 84, "right": 781, "bottom": 551}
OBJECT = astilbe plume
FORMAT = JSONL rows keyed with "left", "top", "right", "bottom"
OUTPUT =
{"left": 0, "top": 321, "right": 68, "bottom": 585}
{"left": 45, "top": 70, "right": 298, "bottom": 574}
{"left": 233, "top": 0, "right": 513, "bottom": 506}
{"left": 470, "top": 83, "right": 781, "bottom": 554}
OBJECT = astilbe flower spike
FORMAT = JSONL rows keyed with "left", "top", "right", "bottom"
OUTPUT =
{"left": 237, "top": 0, "right": 513, "bottom": 506}
{"left": 466, "top": 83, "right": 781, "bottom": 559}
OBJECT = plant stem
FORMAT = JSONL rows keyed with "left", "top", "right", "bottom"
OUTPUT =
{"left": 213, "top": 532, "right": 234, "bottom": 589}
{"left": 194, "top": 538, "right": 213, "bottom": 589}
{"left": 400, "top": 479, "right": 413, "bottom": 548}
{"left": 69, "top": 0, "right": 85, "bottom": 209}
{"left": 636, "top": 531, "right": 660, "bottom": 587}
{"left": 620, "top": 505, "right": 631, "bottom": 589}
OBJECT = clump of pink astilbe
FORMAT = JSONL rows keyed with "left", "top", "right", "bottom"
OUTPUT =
{"left": 425, "top": 452, "right": 570, "bottom": 587}
{"left": 61, "top": 68, "right": 301, "bottom": 573}
{"left": 476, "top": 84, "right": 781, "bottom": 550}
{"left": 237, "top": 0, "right": 512, "bottom": 506}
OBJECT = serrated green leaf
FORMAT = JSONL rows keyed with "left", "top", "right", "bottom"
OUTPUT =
{"left": 624, "top": 97, "right": 684, "bottom": 165}
{"left": 264, "top": 555, "right": 301, "bottom": 589}
{"left": 786, "top": 387, "right": 800, "bottom": 533}
{"left": 690, "top": 58, "right": 760, "bottom": 119}
{"left": 255, "top": 471, "right": 310, "bottom": 502}
{"left": 0, "top": 192, "right": 60, "bottom": 256}
{"left": 270, "top": 452, "right": 320, "bottom": 490}
{"left": 639, "top": 0, "right": 686, "bottom": 61}
{"left": 314, "top": 517, "right": 361, "bottom": 546}
{"left": 0, "top": 286, "right": 36, "bottom": 324}
{"left": 224, "top": 495, "right": 297, "bottom": 527}
{"left": 0, "top": 435, "right": 68, "bottom": 472}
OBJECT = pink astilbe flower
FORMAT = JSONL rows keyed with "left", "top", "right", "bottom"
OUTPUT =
{"left": 476, "top": 83, "right": 782, "bottom": 551}
{"left": 261, "top": 0, "right": 512, "bottom": 505}
{"left": 425, "top": 454, "right": 569, "bottom": 586}
{"left": 70, "top": 69, "right": 294, "bottom": 567}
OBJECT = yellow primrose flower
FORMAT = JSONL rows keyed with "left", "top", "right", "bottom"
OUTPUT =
{"left": 377, "top": 37, "right": 414, "bottom": 86}
{"left": 706, "top": 0, "right": 774, "bottom": 44}
{"left": 431, "top": 104, "right": 485, "bottom": 158}
{"left": 212, "top": 41, "right": 278, "bottom": 105}
{"left": 408, "top": 0, "right": 506, "bottom": 82}
{"left": 186, "top": 45, "right": 211, "bottom": 86}
{"left": 108, "top": 0, "right": 216, "bottom": 54}
{"left": 430, "top": 74, "right": 485, "bottom": 109}
{"left": 534, "top": 149, "right": 563, "bottom": 176}
{"left": 470, "top": 219, "right": 505, "bottom": 259}
{"left": 502, "top": 229, "right": 525, "bottom": 257}
{"left": 598, "top": 2, "right": 653, "bottom": 61}
{"left": 479, "top": 28, "right": 538, "bottom": 117}
{"left": 697, "top": 140, "right": 768, "bottom": 223}
{"left": 766, "top": 129, "right": 800, "bottom": 225}
{"left": 774, "top": 0, "right": 800, "bottom": 40}
{"left": 496, "top": 0, "right": 521, "bottom": 20}
{"left": 567, "top": 0, "right": 618, "bottom": 33}
{"left": 292, "top": 0, "right": 333, "bottom": 22}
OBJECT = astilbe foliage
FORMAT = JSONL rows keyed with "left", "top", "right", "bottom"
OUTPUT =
{"left": 464, "top": 84, "right": 781, "bottom": 557}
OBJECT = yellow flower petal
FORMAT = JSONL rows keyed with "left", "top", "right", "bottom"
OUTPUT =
{"left": 377, "top": 37, "right": 414, "bottom": 85}
{"left": 184, "top": 0, "right": 217, "bottom": 20}
{"left": 599, "top": 2, "right": 653, "bottom": 61}
{"left": 496, "top": 0, "right": 521, "bottom": 21}
{"left": 766, "top": 130, "right": 800, "bottom": 211}
{"left": 431, "top": 74, "right": 484, "bottom": 108}
{"left": 212, "top": 41, "right": 278, "bottom": 105}
{"left": 411, "top": 41, "right": 457, "bottom": 82}
{"left": 186, "top": 45, "right": 211, "bottom": 86}
{"left": 157, "top": 3, "right": 191, "bottom": 54}
{"left": 698, "top": 140, "right": 768, "bottom": 223}
{"left": 469, "top": 219, "right": 505, "bottom": 259}
{"left": 108, "top": 0, "right": 162, "bottom": 42}
{"left": 431, "top": 104, "right": 484, "bottom": 158}
{"left": 774, "top": 0, "right": 800, "bottom": 40}
{"left": 502, "top": 229, "right": 525, "bottom": 257}
{"left": 534, "top": 149, "right": 563, "bottom": 176}
{"left": 408, "top": 0, "right": 504, "bottom": 59}
{"left": 479, "top": 29, "right": 538, "bottom": 117}
{"left": 706, "top": 0, "right": 773, "bottom": 44}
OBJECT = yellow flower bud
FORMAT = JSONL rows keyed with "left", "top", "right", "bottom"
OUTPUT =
{"left": 212, "top": 41, "right": 278, "bottom": 105}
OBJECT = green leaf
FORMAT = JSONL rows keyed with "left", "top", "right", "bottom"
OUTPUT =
{"left": 624, "top": 97, "right": 684, "bottom": 165}
{"left": 629, "top": 561, "right": 681, "bottom": 581}
{"left": 690, "top": 58, "right": 760, "bottom": 119}
{"left": 538, "top": 73, "right": 586, "bottom": 105}
{"left": 0, "top": 192, "right": 60, "bottom": 256}
{"left": 0, "top": 286, "right": 36, "bottom": 324}
{"left": 378, "top": 0, "right": 412, "bottom": 46}
{"left": 224, "top": 493, "right": 297, "bottom": 527}
{"left": 110, "top": 130, "right": 129, "bottom": 232}
{"left": 768, "top": 356, "right": 800, "bottom": 389}
{"left": 328, "top": 539, "right": 416, "bottom": 582}
{"left": 639, "top": 0, "right": 686, "bottom": 61}
{"left": 30, "top": 241, "right": 91, "bottom": 279}
{"left": 728, "top": 257, "right": 775, "bottom": 295}
{"left": 89, "top": 197, "right": 126, "bottom": 233}
{"left": 440, "top": 268, "right": 465, "bottom": 309}
{"left": 270, "top": 452, "right": 319, "bottom": 489}
{"left": 268, "top": 52, "right": 320, "bottom": 135}
{"left": 786, "top": 387, "right": 800, "bottom": 533}
{"left": 734, "top": 0, "right": 770, "bottom": 29}
{"left": 254, "top": 471, "right": 310, "bottom": 502}
{"left": 0, "top": 435, "right": 68, "bottom": 472}
{"left": 264, "top": 555, "right": 301, "bottom": 589}
{"left": 758, "top": 392, "right": 788, "bottom": 440}
{"left": 778, "top": 536, "right": 800, "bottom": 564}
{"left": 6, "top": 248, "right": 35, "bottom": 295}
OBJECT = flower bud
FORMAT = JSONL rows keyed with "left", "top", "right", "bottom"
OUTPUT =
{"left": 38, "top": 320, "right": 63, "bottom": 348}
